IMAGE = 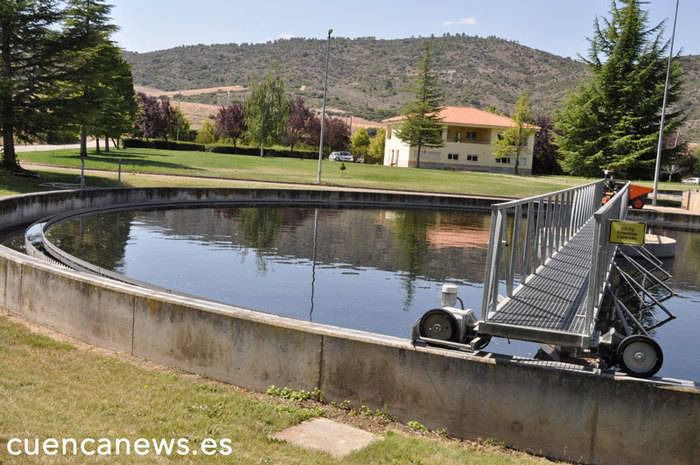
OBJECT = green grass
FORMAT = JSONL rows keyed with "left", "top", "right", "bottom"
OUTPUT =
{"left": 15, "top": 147, "right": 601, "bottom": 197}
{"left": 0, "top": 168, "right": 121, "bottom": 197}
{"left": 0, "top": 315, "right": 563, "bottom": 464}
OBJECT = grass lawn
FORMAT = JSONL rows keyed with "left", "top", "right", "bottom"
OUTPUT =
{"left": 15, "top": 147, "right": 602, "bottom": 198}
{"left": 0, "top": 315, "right": 563, "bottom": 464}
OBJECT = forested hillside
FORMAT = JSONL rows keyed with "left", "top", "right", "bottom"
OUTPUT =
{"left": 124, "top": 35, "right": 700, "bottom": 140}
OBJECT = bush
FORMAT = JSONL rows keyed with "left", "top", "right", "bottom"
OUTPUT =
{"left": 122, "top": 138, "right": 205, "bottom": 152}
{"left": 206, "top": 144, "right": 317, "bottom": 159}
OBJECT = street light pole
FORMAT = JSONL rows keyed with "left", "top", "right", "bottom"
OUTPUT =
{"left": 652, "top": 0, "right": 679, "bottom": 205}
{"left": 316, "top": 29, "right": 332, "bottom": 184}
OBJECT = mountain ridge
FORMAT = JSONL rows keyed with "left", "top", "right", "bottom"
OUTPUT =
{"left": 123, "top": 35, "right": 700, "bottom": 140}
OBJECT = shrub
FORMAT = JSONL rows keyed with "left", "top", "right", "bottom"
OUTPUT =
{"left": 206, "top": 144, "right": 317, "bottom": 159}
{"left": 122, "top": 138, "right": 205, "bottom": 152}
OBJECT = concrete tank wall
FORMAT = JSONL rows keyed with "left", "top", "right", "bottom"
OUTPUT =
{"left": 0, "top": 188, "right": 698, "bottom": 465}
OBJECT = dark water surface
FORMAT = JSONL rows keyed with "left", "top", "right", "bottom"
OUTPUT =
{"left": 23, "top": 206, "right": 700, "bottom": 381}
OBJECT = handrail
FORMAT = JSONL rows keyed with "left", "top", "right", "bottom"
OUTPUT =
{"left": 584, "top": 181, "right": 630, "bottom": 334}
{"left": 481, "top": 180, "right": 605, "bottom": 321}
{"left": 492, "top": 180, "right": 603, "bottom": 210}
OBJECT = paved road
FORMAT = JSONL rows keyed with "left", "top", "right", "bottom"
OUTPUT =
{"left": 13, "top": 143, "right": 82, "bottom": 152}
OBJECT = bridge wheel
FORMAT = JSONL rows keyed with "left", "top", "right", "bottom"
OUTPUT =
{"left": 418, "top": 309, "right": 458, "bottom": 342}
{"left": 617, "top": 335, "right": 663, "bottom": 378}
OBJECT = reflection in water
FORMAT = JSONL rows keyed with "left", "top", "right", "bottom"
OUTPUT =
{"left": 45, "top": 206, "right": 491, "bottom": 339}
{"left": 647, "top": 228, "right": 700, "bottom": 380}
{"left": 38, "top": 206, "right": 700, "bottom": 381}
{"left": 309, "top": 208, "right": 319, "bottom": 322}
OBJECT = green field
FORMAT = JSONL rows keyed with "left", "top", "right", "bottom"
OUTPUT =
{"left": 14, "top": 147, "right": 692, "bottom": 199}
{"left": 0, "top": 316, "right": 562, "bottom": 464}
{"left": 14, "top": 147, "right": 597, "bottom": 197}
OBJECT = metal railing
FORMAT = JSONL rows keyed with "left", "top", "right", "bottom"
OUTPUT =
{"left": 584, "top": 182, "right": 630, "bottom": 333}
{"left": 481, "top": 180, "right": 605, "bottom": 320}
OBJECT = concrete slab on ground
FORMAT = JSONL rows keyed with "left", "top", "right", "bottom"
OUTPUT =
{"left": 271, "top": 418, "right": 377, "bottom": 458}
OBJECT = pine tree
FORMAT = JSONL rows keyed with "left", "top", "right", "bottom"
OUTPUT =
{"left": 0, "top": 0, "right": 62, "bottom": 171}
{"left": 61, "top": 0, "right": 119, "bottom": 158}
{"left": 244, "top": 71, "right": 289, "bottom": 157}
{"left": 495, "top": 91, "right": 536, "bottom": 175}
{"left": 556, "top": 0, "right": 684, "bottom": 178}
{"left": 395, "top": 42, "right": 444, "bottom": 168}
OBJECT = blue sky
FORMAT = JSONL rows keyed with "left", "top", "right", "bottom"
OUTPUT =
{"left": 111, "top": 0, "right": 697, "bottom": 58}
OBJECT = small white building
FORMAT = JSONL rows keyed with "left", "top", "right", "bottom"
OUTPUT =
{"left": 383, "top": 106, "right": 537, "bottom": 175}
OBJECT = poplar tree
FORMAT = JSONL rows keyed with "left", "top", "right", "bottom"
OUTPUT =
{"left": 556, "top": 0, "right": 684, "bottom": 178}
{"left": 244, "top": 71, "right": 289, "bottom": 157}
{"left": 0, "top": 0, "right": 62, "bottom": 171}
{"left": 395, "top": 42, "right": 444, "bottom": 168}
{"left": 495, "top": 91, "right": 536, "bottom": 175}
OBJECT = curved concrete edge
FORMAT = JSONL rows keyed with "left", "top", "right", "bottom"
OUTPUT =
{"left": 1, "top": 188, "right": 699, "bottom": 465}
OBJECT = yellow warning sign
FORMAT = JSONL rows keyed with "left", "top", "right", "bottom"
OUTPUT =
{"left": 609, "top": 220, "right": 646, "bottom": 245}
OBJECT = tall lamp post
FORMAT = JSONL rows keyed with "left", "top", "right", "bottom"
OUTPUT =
{"left": 652, "top": 0, "right": 680, "bottom": 205}
{"left": 316, "top": 29, "right": 332, "bottom": 184}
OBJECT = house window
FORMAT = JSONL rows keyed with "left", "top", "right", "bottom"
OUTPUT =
{"left": 496, "top": 157, "right": 511, "bottom": 164}
{"left": 448, "top": 153, "right": 459, "bottom": 160}
{"left": 465, "top": 131, "right": 477, "bottom": 141}
{"left": 467, "top": 155, "right": 478, "bottom": 162}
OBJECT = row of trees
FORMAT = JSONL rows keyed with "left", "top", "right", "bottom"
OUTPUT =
{"left": 0, "top": 0, "right": 135, "bottom": 169}
{"left": 134, "top": 75, "right": 352, "bottom": 156}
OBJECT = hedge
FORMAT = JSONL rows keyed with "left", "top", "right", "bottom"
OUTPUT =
{"left": 206, "top": 144, "right": 318, "bottom": 159}
{"left": 122, "top": 138, "right": 205, "bottom": 152}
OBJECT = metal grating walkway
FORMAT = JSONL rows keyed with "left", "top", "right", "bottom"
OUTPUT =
{"left": 478, "top": 220, "right": 595, "bottom": 346}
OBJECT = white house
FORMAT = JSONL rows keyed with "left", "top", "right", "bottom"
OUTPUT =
{"left": 383, "top": 106, "right": 537, "bottom": 175}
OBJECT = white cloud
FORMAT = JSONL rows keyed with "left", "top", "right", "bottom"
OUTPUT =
{"left": 442, "top": 17, "right": 477, "bottom": 27}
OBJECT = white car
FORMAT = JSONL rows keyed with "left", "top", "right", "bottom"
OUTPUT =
{"left": 329, "top": 151, "right": 353, "bottom": 162}
{"left": 681, "top": 177, "right": 700, "bottom": 184}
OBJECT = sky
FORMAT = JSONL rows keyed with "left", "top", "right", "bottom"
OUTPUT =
{"left": 110, "top": 0, "right": 697, "bottom": 59}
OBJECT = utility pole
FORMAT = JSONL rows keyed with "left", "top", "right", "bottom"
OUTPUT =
{"left": 316, "top": 29, "right": 332, "bottom": 184}
{"left": 652, "top": 0, "right": 679, "bottom": 205}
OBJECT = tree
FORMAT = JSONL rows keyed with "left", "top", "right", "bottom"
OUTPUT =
{"left": 91, "top": 45, "right": 136, "bottom": 151}
{"left": 307, "top": 115, "right": 350, "bottom": 153}
{"left": 325, "top": 117, "right": 351, "bottom": 151}
{"left": 532, "top": 116, "right": 562, "bottom": 174}
{"left": 283, "top": 96, "right": 314, "bottom": 154}
{"left": 244, "top": 71, "right": 289, "bottom": 156}
{"left": 495, "top": 91, "right": 536, "bottom": 175}
{"left": 556, "top": 0, "right": 685, "bottom": 178}
{"left": 0, "top": 0, "right": 63, "bottom": 171}
{"left": 367, "top": 128, "right": 386, "bottom": 164}
{"left": 215, "top": 103, "right": 245, "bottom": 148}
{"left": 168, "top": 106, "right": 191, "bottom": 141}
{"left": 62, "top": 0, "right": 119, "bottom": 158}
{"left": 395, "top": 42, "right": 444, "bottom": 168}
{"left": 195, "top": 120, "right": 217, "bottom": 144}
{"left": 351, "top": 128, "right": 370, "bottom": 157}
{"left": 133, "top": 93, "right": 171, "bottom": 140}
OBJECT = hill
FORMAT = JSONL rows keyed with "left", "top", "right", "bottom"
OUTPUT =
{"left": 124, "top": 35, "right": 700, "bottom": 140}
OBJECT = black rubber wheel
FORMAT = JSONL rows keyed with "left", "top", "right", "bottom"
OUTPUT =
{"left": 418, "top": 309, "right": 459, "bottom": 342}
{"left": 617, "top": 335, "right": 663, "bottom": 378}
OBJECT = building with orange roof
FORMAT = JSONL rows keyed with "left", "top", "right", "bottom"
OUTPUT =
{"left": 383, "top": 106, "right": 537, "bottom": 175}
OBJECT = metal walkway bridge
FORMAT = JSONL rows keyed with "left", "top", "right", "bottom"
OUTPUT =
{"left": 477, "top": 180, "right": 626, "bottom": 349}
